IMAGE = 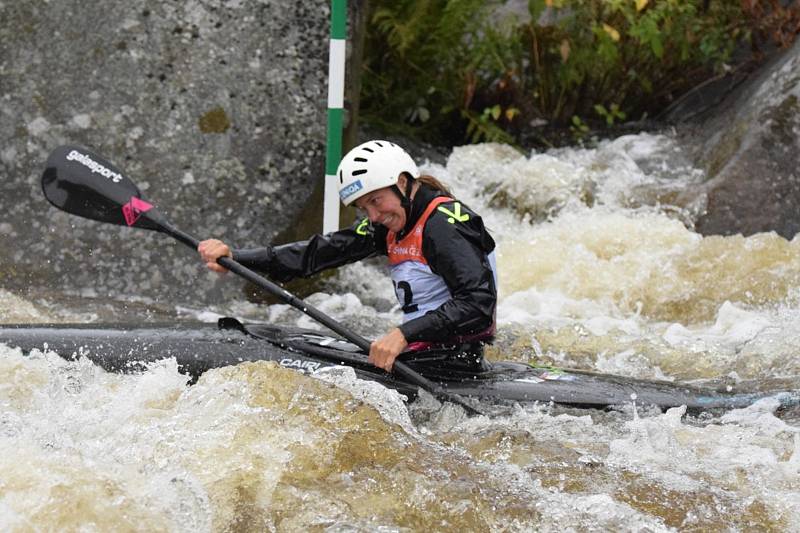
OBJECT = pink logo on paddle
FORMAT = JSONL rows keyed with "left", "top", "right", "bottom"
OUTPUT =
{"left": 122, "top": 196, "right": 153, "bottom": 226}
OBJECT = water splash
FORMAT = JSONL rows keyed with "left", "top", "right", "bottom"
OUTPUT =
{"left": 2, "top": 132, "right": 800, "bottom": 529}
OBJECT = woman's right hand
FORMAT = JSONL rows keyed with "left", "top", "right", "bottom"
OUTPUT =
{"left": 198, "top": 239, "right": 233, "bottom": 274}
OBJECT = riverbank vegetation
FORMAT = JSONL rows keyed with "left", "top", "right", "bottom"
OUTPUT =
{"left": 360, "top": 0, "right": 800, "bottom": 147}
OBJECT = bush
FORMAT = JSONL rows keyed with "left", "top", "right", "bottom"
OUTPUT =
{"left": 360, "top": 0, "right": 799, "bottom": 147}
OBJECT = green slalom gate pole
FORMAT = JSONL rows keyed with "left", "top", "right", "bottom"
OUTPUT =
{"left": 323, "top": 0, "right": 346, "bottom": 234}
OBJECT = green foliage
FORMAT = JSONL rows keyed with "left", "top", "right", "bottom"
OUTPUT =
{"left": 360, "top": 0, "right": 791, "bottom": 147}
{"left": 594, "top": 103, "right": 626, "bottom": 126}
{"left": 361, "top": 0, "right": 493, "bottom": 141}
{"left": 569, "top": 115, "right": 590, "bottom": 141}
{"left": 463, "top": 107, "right": 517, "bottom": 145}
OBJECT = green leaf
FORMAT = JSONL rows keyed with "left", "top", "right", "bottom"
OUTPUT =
{"left": 529, "top": 0, "right": 547, "bottom": 23}
{"left": 418, "top": 107, "right": 430, "bottom": 122}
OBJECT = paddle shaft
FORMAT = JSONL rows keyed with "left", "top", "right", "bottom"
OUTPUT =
{"left": 163, "top": 222, "right": 371, "bottom": 348}
{"left": 160, "top": 221, "right": 453, "bottom": 399}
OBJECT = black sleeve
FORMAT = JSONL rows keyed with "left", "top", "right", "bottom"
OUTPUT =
{"left": 233, "top": 218, "right": 388, "bottom": 283}
{"left": 398, "top": 201, "right": 497, "bottom": 343}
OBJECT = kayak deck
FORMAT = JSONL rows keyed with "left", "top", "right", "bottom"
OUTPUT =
{"left": 1, "top": 318, "right": 798, "bottom": 412}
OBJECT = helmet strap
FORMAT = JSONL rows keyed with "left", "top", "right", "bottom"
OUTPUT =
{"left": 391, "top": 175, "right": 415, "bottom": 221}
{"left": 392, "top": 174, "right": 414, "bottom": 206}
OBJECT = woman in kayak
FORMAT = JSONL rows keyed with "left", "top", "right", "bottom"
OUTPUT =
{"left": 198, "top": 140, "right": 498, "bottom": 373}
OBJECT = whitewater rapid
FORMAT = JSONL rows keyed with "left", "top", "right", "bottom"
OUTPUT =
{"left": 2, "top": 133, "right": 799, "bottom": 531}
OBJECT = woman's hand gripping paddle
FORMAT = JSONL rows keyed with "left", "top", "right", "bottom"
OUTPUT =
{"left": 41, "top": 145, "right": 484, "bottom": 415}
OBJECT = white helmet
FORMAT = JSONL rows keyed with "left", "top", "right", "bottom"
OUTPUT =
{"left": 337, "top": 140, "right": 419, "bottom": 206}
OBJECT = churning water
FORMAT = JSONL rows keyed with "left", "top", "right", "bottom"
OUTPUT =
{"left": 2, "top": 133, "right": 800, "bottom": 531}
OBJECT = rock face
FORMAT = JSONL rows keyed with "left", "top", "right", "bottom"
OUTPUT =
{"left": 0, "top": 0, "right": 333, "bottom": 303}
{"left": 682, "top": 39, "right": 800, "bottom": 239}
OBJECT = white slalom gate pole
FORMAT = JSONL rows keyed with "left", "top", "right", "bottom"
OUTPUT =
{"left": 323, "top": 0, "right": 346, "bottom": 234}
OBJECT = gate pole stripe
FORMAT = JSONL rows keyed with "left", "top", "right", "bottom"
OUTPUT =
{"left": 323, "top": 0, "right": 346, "bottom": 234}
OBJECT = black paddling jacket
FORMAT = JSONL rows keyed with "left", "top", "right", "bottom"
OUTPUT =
{"left": 233, "top": 184, "right": 497, "bottom": 344}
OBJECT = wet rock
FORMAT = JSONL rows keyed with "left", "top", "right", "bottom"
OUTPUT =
{"left": 677, "top": 39, "right": 800, "bottom": 239}
{"left": 0, "top": 0, "right": 341, "bottom": 303}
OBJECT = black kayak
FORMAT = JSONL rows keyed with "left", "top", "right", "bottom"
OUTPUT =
{"left": 2, "top": 317, "right": 798, "bottom": 412}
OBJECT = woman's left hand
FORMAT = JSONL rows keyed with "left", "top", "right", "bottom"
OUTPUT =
{"left": 368, "top": 328, "right": 408, "bottom": 372}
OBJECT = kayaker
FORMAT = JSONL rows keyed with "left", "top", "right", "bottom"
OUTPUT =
{"left": 198, "top": 140, "right": 498, "bottom": 373}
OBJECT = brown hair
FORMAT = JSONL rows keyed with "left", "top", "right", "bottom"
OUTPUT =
{"left": 413, "top": 174, "right": 453, "bottom": 197}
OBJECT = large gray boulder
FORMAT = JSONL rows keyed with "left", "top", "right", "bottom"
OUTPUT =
{"left": 0, "top": 0, "right": 335, "bottom": 304}
{"left": 679, "top": 39, "right": 800, "bottom": 238}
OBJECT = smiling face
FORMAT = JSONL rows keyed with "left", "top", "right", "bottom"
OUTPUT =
{"left": 354, "top": 185, "right": 406, "bottom": 232}
{"left": 353, "top": 174, "right": 411, "bottom": 232}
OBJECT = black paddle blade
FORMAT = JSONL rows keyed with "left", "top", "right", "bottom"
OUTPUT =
{"left": 42, "top": 145, "right": 166, "bottom": 231}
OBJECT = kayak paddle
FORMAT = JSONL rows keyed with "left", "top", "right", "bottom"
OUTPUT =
{"left": 41, "top": 145, "right": 482, "bottom": 415}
